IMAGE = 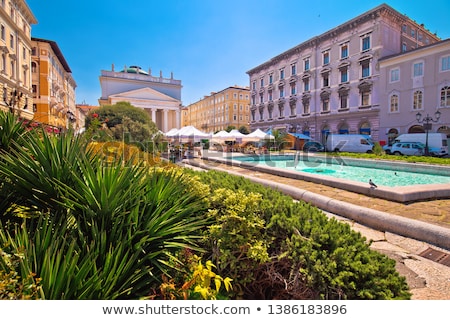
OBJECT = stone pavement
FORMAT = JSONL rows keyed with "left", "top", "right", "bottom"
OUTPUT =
{"left": 182, "top": 158, "right": 450, "bottom": 300}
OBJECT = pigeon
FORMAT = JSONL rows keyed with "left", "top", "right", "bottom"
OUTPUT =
{"left": 369, "top": 179, "right": 378, "bottom": 188}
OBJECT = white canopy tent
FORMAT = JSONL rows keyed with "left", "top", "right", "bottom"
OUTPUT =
{"left": 247, "top": 128, "right": 275, "bottom": 140}
{"left": 211, "top": 130, "right": 236, "bottom": 143}
{"left": 165, "top": 126, "right": 211, "bottom": 143}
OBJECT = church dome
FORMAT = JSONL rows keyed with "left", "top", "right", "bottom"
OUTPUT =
{"left": 120, "top": 65, "right": 149, "bottom": 75}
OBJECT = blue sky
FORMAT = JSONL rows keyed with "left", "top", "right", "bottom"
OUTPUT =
{"left": 26, "top": 0, "right": 450, "bottom": 106}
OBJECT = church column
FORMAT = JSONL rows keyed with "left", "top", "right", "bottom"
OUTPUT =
{"left": 176, "top": 109, "right": 181, "bottom": 129}
{"left": 163, "top": 109, "right": 169, "bottom": 132}
{"left": 151, "top": 108, "right": 157, "bottom": 123}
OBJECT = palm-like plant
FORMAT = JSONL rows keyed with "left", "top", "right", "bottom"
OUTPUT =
{"left": 0, "top": 110, "right": 30, "bottom": 153}
{"left": 0, "top": 122, "right": 209, "bottom": 299}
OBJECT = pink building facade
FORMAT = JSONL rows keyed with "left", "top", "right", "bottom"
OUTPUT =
{"left": 246, "top": 4, "right": 440, "bottom": 145}
{"left": 379, "top": 39, "right": 450, "bottom": 145}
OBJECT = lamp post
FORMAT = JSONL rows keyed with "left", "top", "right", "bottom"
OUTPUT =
{"left": 4, "top": 89, "right": 24, "bottom": 115}
{"left": 416, "top": 110, "right": 441, "bottom": 156}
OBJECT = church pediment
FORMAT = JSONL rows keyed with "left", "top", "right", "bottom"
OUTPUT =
{"left": 109, "top": 87, "right": 180, "bottom": 103}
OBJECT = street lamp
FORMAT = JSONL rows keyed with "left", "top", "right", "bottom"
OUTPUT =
{"left": 4, "top": 89, "right": 24, "bottom": 115}
{"left": 416, "top": 110, "right": 441, "bottom": 156}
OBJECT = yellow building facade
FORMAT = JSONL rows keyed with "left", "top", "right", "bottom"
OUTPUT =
{"left": 182, "top": 85, "right": 250, "bottom": 132}
{"left": 31, "top": 37, "right": 77, "bottom": 131}
{"left": 0, "top": 0, "right": 36, "bottom": 120}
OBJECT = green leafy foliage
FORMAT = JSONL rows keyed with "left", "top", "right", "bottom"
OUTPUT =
{"left": 0, "top": 109, "right": 412, "bottom": 300}
{"left": 204, "top": 188, "right": 270, "bottom": 288}
{"left": 84, "top": 102, "right": 160, "bottom": 150}
{"left": 0, "top": 116, "right": 209, "bottom": 299}
{"left": 189, "top": 169, "right": 411, "bottom": 299}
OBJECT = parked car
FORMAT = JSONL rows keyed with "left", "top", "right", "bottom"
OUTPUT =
{"left": 303, "top": 141, "right": 325, "bottom": 152}
{"left": 393, "top": 133, "right": 448, "bottom": 157}
{"left": 383, "top": 142, "right": 425, "bottom": 156}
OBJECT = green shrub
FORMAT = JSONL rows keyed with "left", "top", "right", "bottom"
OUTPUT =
{"left": 189, "top": 169, "right": 411, "bottom": 299}
{"left": 0, "top": 126, "right": 209, "bottom": 299}
{"left": 204, "top": 188, "right": 270, "bottom": 290}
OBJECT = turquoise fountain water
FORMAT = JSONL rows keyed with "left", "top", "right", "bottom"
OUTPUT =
{"left": 231, "top": 154, "right": 450, "bottom": 187}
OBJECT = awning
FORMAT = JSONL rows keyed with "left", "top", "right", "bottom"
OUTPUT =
{"left": 288, "top": 132, "right": 312, "bottom": 140}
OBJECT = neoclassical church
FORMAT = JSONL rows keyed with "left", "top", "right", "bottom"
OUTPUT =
{"left": 98, "top": 65, "right": 182, "bottom": 132}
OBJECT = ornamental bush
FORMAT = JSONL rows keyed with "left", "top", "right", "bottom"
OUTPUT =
{"left": 189, "top": 169, "right": 411, "bottom": 299}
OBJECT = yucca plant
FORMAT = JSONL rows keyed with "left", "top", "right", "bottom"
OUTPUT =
{"left": 0, "top": 110, "right": 34, "bottom": 220}
{"left": 0, "top": 110, "right": 30, "bottom": 153}
{"left": 0, "top": 127, "right": 209, "bottom": 299}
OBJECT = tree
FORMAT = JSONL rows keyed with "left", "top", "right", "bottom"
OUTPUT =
{"left": 84, "top": 101, "right": 159, "bottom": 150}
{"left": 270, "top": 129, "right": 289, "bottom": 150}
{"left": 238, "top": 126, "right": 250, "bottom": 134}
{"left": 225, "top": 125, "right": 235, "bottom": 132}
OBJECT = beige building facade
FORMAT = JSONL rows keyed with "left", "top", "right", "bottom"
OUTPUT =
{"left": 182, "top": 85, "right": 250, "bottom": 133}
{"left": 0, "top": 0, "right": 36, "bottom": 120}
{"left": 99, "top": 65, "right": 182, "bottom": 132}
{"left": 31, "top": 37, "right": 77, "bottom": 132}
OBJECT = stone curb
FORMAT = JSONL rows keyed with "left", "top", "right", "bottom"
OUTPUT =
{"left": 187, "top": 160, "right": 450, "bottom": 251}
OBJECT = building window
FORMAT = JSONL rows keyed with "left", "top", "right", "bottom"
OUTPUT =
{"left": 304, "top": 58, "right": 310, "bottom": 71}
{"left": 390, "top": 68, "right": 400, "bottom": 82}
{"left": 361, "top": 59, "right": 370, "bottom": 78}
{"left": 291, "top": 63, "right": 296, "bottom": 75}
{"left": 252, "top": 81, "right": 256, "bottom": 90}
{"left": 361, "top": 91, "right": 370, "bottom": 106}
{"left": 1, "top": 25, "right": 4, "bottom": 41}
{"left": 340, "top": 43, "right": 349, "bottom": 59}
{"left": 441, "top": 55, "right": 450, "bottom": 71}
{"left": 303, "top": 78, "right": 310, "bottom": 91}
{"left": 441, "top": 86, "right": 450, "bottom": 107}
{"left": 260, "top": 78, "right": 264, "bottom": 87}
{"left": 413, "top": 62, "right": 424, "bottom": 77}
{"left": 269, "top": 73, "right": 273, "bottom": 84}
{"left": 280, "top": 68, "right": 285, "bottom": 80}
{"left": 390, "top": 94, "right": 399, "bottom": 112}
{"left": 413, "top": 90, "right": 423, "bottom": 110}
{"left": 268, "top": 90, "right": 273, "bottom": 101}
{"left": 290, "top": 103, "right": 296, "bottom": 116}
{"left": 251, "top": 95, "right": 256, "bottom": 105}
{"left": 10, "top": 34, "right": 14, "bottom": 48}
{"left": 340, "top": 67, "right": 348, "bottom": 83}
{"left": 1, "top": 53, "right": 5, "bottom": 72}
{"left": 259, "top": 94, "right": 263, "bottom": 104}
{"left": 322, "top": 98, "right": 329, "bottom": 112}
{"left": 10, "top": 60, "right": 15, "bottom": 78}
{"left": 279, "top": 87, "right": 284, "bottom": 98}
{"left": 323, "top": 51, "right": 330, "bottom": 65}
{"left": 303, "top": 102, "right": 310, "bottom": 114}
{"left": 323, "top": 73, "right": 329, "bottom": 87}
{"left": 340, "top": 94, "right": 348, "bottom": 109}
{"left": 290, "top": 82, "right": 296, "bottom": 95}
{"left": 361, "top": 34, "right": 371, "bottom": 51}
{"left": 402, "top": 43, "right": 407, "bottom": 52}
